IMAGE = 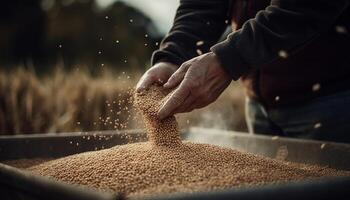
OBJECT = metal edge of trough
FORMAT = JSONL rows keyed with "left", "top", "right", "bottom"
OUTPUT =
{"left": 0, "top": 129, "right": 147, "bottom": 160}
{"left": 145, "top": 177, "right": 350, "bottom": 200}
{"left": 0, "top": 127, "right": 350, "bottom": 200}
{"left": 1, "top": 127, "right": 350, "bottom": 169}
{"left": 0, "top": 129, "right": 144, "bottom": 139}
{"left": 0, "top": 163, "right": 120, "bottom": 200}
{"left": 185, "top": 127, "right": 350, "bottom": 170}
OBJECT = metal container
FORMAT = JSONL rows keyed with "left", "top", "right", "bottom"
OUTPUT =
{"left": 1, "top": 127, "right": 350, "bottom": 200}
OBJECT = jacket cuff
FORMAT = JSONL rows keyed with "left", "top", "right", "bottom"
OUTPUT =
{"left": 151, "top": 50, "right": 185, "bottom": 66}
{"left": 211, "top": 38, "right": 251, "bottom": 80}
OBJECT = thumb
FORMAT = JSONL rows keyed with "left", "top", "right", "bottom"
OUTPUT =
{"left": 158, "top": 82, "right": 190, "bottom": 120}
{"left": 163, "top": 63, "right": 189, "bottom": 89}
{"left": 136, "top": 74, "right": 155, "bottom": 92}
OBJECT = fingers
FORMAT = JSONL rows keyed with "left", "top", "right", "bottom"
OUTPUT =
{"left": 158, "top": 82, "right": 190, "bottom": 120}
{"left": 185, "top": 100, "right": 207, "bottom": 114}
{"left": 185, "top": 89, "right": 221, "bottom": 112}
{"left": 136, "top": 74, "right": 154, "bottom": 92}
{"left": 163, "top": 63, "right": 189, "bottom": 89}
{"left": 171, "top": 94, "right": 196, "bottom": 114}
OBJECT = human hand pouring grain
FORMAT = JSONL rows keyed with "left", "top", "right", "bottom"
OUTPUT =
{"left": 134, "top": 85, "right": 182, "bottom": 147}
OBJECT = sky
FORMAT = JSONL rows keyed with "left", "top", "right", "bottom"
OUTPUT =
{"left": 96, "top": 0, "right": 179, "bottom": 34}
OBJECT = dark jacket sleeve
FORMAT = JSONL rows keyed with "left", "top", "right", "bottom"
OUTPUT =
{"left": 211, "top": 0, "right": 350, "bottom": 80}
{"left": 151, "top": 0, "right": 230, "bottom": 66}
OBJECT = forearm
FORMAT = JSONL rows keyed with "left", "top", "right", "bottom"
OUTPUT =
{"left": 211, "top": 0, "right": 349, "bottom": 80}
{"left": 152, "top": 0, "right": 230, "bottom": 66}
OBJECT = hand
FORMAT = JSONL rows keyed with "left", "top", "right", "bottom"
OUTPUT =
{"left": 136, "top": 62, "right": 178, "bottom": 92}
{"left": 158, "top": 52, "right": 232, "bottom": 120}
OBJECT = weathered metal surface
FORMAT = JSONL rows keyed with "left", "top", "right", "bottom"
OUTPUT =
{"left": 1, "top": 127, "right": 349, "bottom": 169}
{"left": 184, "top": 127, "right": 350, "bottom": 170}
{"left": 0, "top": 129, "right": 146, "bottom": 160}
{"left": 146, "top": 177, "right": 350, "bottom": 200}
{"left": 0, "top": 127, "right": 350, "bottom": 200}
{"left": 0, "top": 163, "right": 120, "bottom": 200}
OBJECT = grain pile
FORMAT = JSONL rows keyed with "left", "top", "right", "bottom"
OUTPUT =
{"left": 28, "top": 85, "right": 350, "bottom": 198}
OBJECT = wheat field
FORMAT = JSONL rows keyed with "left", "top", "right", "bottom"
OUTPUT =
{"left": 0, "top": 68, "right": 246, "bottom": 135}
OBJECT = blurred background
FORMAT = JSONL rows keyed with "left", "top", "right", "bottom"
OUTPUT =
{"left": 0, "top": 0, "right": 246, "bottom": 135}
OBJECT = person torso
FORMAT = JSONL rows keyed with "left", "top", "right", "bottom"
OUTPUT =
{"left": 230, "top": 0, "right": 350, "bottom": 109}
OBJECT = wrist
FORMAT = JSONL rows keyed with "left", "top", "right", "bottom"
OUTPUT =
{"left": 155, "top": 61, "right": 179, "bottom": 70}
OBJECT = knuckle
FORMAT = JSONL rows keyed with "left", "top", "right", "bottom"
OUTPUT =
{"left": 145, "top": 72, "right": 156, "bottom": 80}
{"left": 180, "top": 61, "right": 189, "bottom": 68}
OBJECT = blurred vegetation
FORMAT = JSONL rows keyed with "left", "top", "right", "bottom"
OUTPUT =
{"left": 0, "top": 1, "right": 247, "bottom": 135}
{"left": 0, "top": 0, "right": 161, "bottom": 73}
{"left": 0, "top": 69, "right": 246, "bottom": 135}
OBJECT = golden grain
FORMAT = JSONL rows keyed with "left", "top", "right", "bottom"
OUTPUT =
{"left": 28, "top": 86, "right": 350, "bottom": 198}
